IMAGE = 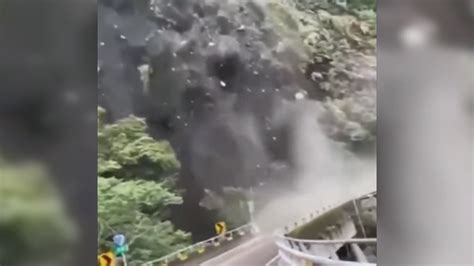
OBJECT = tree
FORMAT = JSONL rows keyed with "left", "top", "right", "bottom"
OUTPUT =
{"left": 98, "top": 107, "right": 180, "bottom": 181}
{"left": 98, "top": 177, "right": 190, "bottom": 263}
{"left": 98, "top": 107, "right": 190, "bottom": 264}
{"left": 0, "top": 157, "right": 76, "bottom": 265}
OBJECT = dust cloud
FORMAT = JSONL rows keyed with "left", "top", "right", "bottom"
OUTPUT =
{"left": 254, "top": 100, "right": 376, "bottom": 233}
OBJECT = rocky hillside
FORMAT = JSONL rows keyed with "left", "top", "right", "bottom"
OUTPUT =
{"left": 98, "top": 0, "right": 376, "bottom": 240}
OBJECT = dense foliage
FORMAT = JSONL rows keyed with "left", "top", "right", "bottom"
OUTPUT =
{"left": 98, "top": 107, "right": 190, "bottom": 264}
{"left": 272, "top": 0, "right": 376, "bottom": 151}
{"left": 0, "top": 157, "right": 76, "bottom": 265}
{"left": 98, "top": 177, "right": 190, "bottom": 263}
{"left": 98, "top": 107, "right": 180, "bottom": 181}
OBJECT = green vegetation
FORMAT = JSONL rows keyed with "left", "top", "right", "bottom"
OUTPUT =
{"left": 98, "top": 107, "right": 190, "bottom": 264}
{"left": 347, "top": 0, "right": 376, "bottom": 11}
{"left": 277, "top": 0, "right": 376, "bottom": 151}
{"left": 294, "top": 0, "right": 376, "bottom": 13}
{"left": 97, "top": 0, "right": 376, "bottom": 262}
{"left": 0, "top": 158, "right": 76, "bottom": 265}
{"left": 98, "top": 107, "right": 180, "bottom": 181}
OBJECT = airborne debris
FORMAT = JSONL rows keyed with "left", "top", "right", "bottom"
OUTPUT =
{"left": 311, "top": 72, "right": 323, "bottom": 81}
{"left": 97, "top": 0, "right": 376, "bottom": 251}
{"left": 137, "top": 64, "right": 150, "bottom": 93}
{"left": 295, "top": 92, "right": 305, "bottom": 100}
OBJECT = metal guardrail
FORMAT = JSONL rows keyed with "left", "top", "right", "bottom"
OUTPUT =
{"left": 278, "top": 236, "right": 377, "bottom": 245}
{"left": 273, "top": 191, "right": 377, "bottom": 266}
{"left": 275, "top": 240, "right": 375, "bottom": 266}
{"left": 142, "top": 223, "right": 256, "bottom": 266}
{"left": 279, "top": 191, "right": 376, "bottom": 234}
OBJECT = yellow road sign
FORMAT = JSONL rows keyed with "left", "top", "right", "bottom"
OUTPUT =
{"left": 98, "top": 252, "right": 116, "bottom": 266}
{"left": 215, "top": 221, "right": 226, "bottom": 235}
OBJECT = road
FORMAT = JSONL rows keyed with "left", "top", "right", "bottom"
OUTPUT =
{"left": 174, "top": 183, "right": 376, "bottom": 266}
{"left": 171, "top": 234, "right": 254, "bottom": 266}
{"left": 197, "top": 235, "right": 278, "bottom": 266}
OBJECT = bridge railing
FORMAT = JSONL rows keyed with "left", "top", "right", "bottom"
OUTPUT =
{"left": 274, "top": 238, "right": 376, "bottom": 266}
{"left": 272, "top": 191, "right": 377, "bottom": 266}
{"left": 142, "top": 223, "right": 256, "bottom": 266}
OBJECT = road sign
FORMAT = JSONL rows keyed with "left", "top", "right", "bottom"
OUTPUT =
{"left": 112, "top": 234, "right": 129, "bottom": 266}
{"left": 215, "top": 221, "right": 226, "bottom": 235}
{"left": 112, "top": 234, "right": 129, "bottom": 256}
{"left": 113, "top": 234, "right": 126, "bottom": 246}
{"left": 114, "top": 245, "right": 129, "bottom": 256}
{"left": 98, "top": 252, "right": 116, "bottom": 266}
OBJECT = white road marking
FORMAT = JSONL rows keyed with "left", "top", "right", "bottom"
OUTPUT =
{"left": 265, "top": 254, "right": 280, "bottom": 266}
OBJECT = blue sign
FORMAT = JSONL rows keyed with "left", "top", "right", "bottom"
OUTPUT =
{"left": 113, "top": 234, "right": 128, "bottom": 257}
{"left": 113, "top": 234, "right": 126, "bottom": 247}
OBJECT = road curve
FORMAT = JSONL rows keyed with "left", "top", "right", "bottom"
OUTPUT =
{"left": 199, "top": 234, "right": 278, "bottom": 266}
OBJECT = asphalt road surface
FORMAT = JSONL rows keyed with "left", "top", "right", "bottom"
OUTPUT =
{"left": 199, "top": 234, "right": 278, "bottom": 266}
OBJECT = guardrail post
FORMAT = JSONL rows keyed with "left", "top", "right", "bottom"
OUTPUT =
{"left": 212, "top": 237, "right": 220, "bottom": 247}
{"left": 350, "top": 243, "right": 368, "bottom": 263}
{"left": 301, "top": 242, "right": 310, "bottom": 253}
{"left": 330, "top": 251, "right": 339, "bottom": 261}
{"left": 288, "top": 240, "right": 294, "bottom": 249}
{"left": 295, "top": 241, "right": 305, "bottom": 252}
